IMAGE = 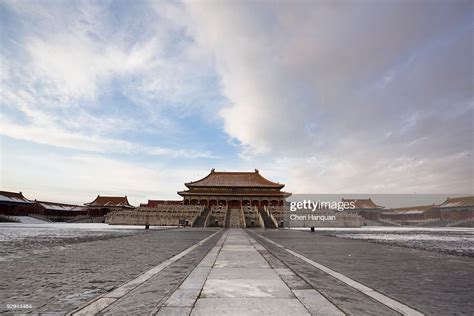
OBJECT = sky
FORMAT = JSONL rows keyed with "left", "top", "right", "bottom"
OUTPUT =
{"left": 0, "top": 0, "right": 472, "bottom": 205}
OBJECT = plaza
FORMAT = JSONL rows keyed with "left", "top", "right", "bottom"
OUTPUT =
{"left": 1, "top": 224, "right": 473, "bottom": 315}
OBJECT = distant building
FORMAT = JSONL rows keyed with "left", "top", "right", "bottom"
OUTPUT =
{"left": 380, "top": 196, "right": 474, "bottom": 224}
{"left": 0, "top": 191, "right": 36, "bottom": 216}
{"left": 0, "top": 191, "right": 86, "bottom": 221}
{"left": 342, "top": 198, "right": 384, "bottom": 220}
{"left": 380, "top": 205, "right": 439, "bottom": 223}
{"left": 34, "top": 200, "right": 87, "bottom": 222}
{"left": 85, "top": 195, "right": 135, "bottom": 216}
{"left": 178, "top": 169, "right": 291, "bottom": 208}
{"left": 435, "top": 196, "right": 474, "bottom": 221}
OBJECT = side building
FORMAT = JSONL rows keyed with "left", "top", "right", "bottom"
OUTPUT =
{"left": 33, "top": 201, "right": 87, "bottom": 222}
{"left": 342, "top": 198, "right": 384, "bottom": 221}
{"left": 380, "top": 205, "right": 439, "bottom": 225}
{"left": 85, "top": 195, "right": 135, "bottom": 217}
{"left": 0, "top": 191, "right": 86, "bottom": 222}
{"left": 434, "top": 196, "right": 474, "bottom": 222}
{"left": 379, "top": 196, "right": 474, "bottom": 226}
{"left": 0, "top": 191, "right": 36, "bottom": 217}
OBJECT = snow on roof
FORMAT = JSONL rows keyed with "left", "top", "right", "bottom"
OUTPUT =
{"left": 388, "top": 205, "right": 435, "bottom": 214}
{"left": 37, "top": 201, "right": 85, "bottom": 212}
{"left": 438, "top": 196, "right": 474, "bottom": 208}
{"left": 383, "top": 210, "right": 425, "bottom": 215}
{"left": 0, "top": 191, "right": 33, "bottom": 204}
{"left": 341, "top": 198, "right": 383, "bottom": 209}
{"left": 85, "top": 195, "right": 134, "bottom": 208}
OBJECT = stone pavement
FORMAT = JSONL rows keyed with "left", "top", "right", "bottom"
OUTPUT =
{"left": 249, "top": 229, "right": 474, "bottom": 315}
{"left": 3, "top": 227, "right": 471, "bottom": 315}
{"left": 67, "top": 229, "right": 425, "bottom": 315}
{"left": 0, "top": 228, "right": 220, "bottom": 314}
{"left": 157, "top": 229, "right": 343, "bottom": 315}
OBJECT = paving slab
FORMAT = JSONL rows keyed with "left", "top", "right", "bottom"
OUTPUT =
{"left": 293, "top": 289, "right": 345, "bottom": 316}
{"left": 156, "top": 306, "right": 192, "bottom": 316}
{"left": 164, "top": 288, "right": 201, "bottom": 307}
{"left": 191, "top": 298, "right": 310, "bottom": 316}
{"left": 208, "top": 267, "right": 277, "bottom": 280}
{"left": 214, "top": 251, "right": 269, "bottom": 268}
{"left": 201, "top": 279, "right": 294, "bottom": 298}
{"left": 179, "top": 267, "right": 212, "bottom": 289}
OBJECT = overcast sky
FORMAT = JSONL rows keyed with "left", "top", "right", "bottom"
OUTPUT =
{"left": 0, "top": 0, "right": 472, "bottom": 205}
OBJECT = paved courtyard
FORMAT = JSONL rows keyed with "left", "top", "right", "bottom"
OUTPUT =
{"left": 1, "top": 226, "right": 473, "bottom": 315}
{"left": 0, "top": 227, "right": 220, "bottom": 314}
{"left": 249, "top": 229, "right": 474, "bottom": 315}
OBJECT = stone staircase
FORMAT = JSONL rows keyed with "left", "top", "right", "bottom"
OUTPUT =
{"left": 226, "top": 208, "right": 241, "bottom": 228}
{"left": 193, "top": 208, "right": 211, "bottom": 227}
{"left": 225, "top": 208, "right": 231, "bottom": 227}
{"left": 258, "top": 208, "right": 276, "bottom": 228}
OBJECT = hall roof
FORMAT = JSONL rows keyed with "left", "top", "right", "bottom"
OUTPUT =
{"left": 85, "top": 195, "right": 134, "bottom": 208}
{"left": 185, "top": 169, "right": 285, "bottom": 189}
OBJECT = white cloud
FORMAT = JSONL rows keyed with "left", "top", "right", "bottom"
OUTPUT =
{"left": 0, "top": 0, "right": 220, "bottom": 159}
{"left": 0, "top": 114, "right": 215, "bottom": 159}
{"left": 26, "top": 35, "right": 156, "bottom": 101}
{"left": 185, "top": 0, "right": 473, "bottom": 193}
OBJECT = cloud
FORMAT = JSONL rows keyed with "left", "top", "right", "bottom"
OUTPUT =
{"left": 0, "top": 0, "right": 221, "bottom": 159}
{"left": 1, "top": 0, "right": 472, "bottom": 199}
{"left": 0, "top": 115, "right": 215, "bottom": 158}
{"left": 25, "top": 34, "right": 155, "bottom": 101}
{"left": 184, "top": 0, "right": 473, "bottom": 193}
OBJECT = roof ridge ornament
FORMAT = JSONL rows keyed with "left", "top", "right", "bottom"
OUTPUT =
{"left": 255, "top": 169, "right": 259, "bottom": 173}
{"left": 211, "top": 168, "right": 215, "bottom": 173}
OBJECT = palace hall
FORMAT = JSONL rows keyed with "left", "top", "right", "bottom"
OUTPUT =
{"left": 178, "top": 169, "right": 291, "bottom": 208}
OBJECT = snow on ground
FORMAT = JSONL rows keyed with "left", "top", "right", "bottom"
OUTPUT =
{"left": 290, "top": 226, "right": 474, "bottom": 233}
{"left": 289, "top": 227, "right": 474, "bottom": 256}
{"left": 10, "top": 216, "right": 50, "bottom": 224}
{"left": 0, "top": 223, "right": 172, "bottom": 261}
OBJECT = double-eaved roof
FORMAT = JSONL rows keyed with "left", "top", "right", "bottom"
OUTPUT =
{"left": 185, "top": 169, "right": 284, "bottom": 188}
{"left": 85, "top": 195, "right": 134, "bottom": 208}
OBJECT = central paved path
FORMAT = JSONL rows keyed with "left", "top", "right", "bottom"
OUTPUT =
{"left": 158, "top": 229, "right": 343, "bottom": 315}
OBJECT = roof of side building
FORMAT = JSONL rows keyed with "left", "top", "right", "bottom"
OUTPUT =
{"left": 437, "top": 196, "right": 474, "bottom": 208}
{"left": 342, "top": 198, "right": 384, "bottom": 209}
{"left": 85, "top": 195, "right": 134, "bottom": 208}
{"left": 0, "top": 191, "right": 33, "bottom": 204}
